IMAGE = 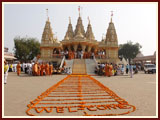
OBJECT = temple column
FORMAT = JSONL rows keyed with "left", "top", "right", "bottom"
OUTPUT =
{"left": 82, "top": 45, "right": 86, "bottom": 52}
{"left": 105, "top": 49, "right": 109, "bottom": 59}
{"left": 73, "top": 44, "right": 78, "bottom": 52}
{"left": 88, "top": 46, "right": 91, "bottom": 52}
{"left": 108, "top": 49, "right": 110, "bottom": 58}
{"left": 68, "top": 45, "right": 71, "bottom": 51}
{"left": 94, "top": 47, "right": 98, "bottom": 53}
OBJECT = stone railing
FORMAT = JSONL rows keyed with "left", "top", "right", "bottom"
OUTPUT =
{"left": 95, "top": 55, "right": 109, "bottom": 59}
{"left": 52, "top": 54, "right": 64, "bottom": 59}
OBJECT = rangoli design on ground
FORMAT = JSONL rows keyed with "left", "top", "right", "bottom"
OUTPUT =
{"left": 26, "top": 75, "right": 136, "bottom": 116}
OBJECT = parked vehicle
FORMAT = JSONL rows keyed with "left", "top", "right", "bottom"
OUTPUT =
{"left": 144, "top": 64, "right": 156, "bottom": 74}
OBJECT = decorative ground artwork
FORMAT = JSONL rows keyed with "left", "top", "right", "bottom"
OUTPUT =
{"left": 26, "top": 75, "right": 136, "bottom": 116}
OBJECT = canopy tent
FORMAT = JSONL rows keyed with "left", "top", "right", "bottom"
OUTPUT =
{"left": 4, "top": 55, "right": 17, "bottom": 60}
{"left": 122, "top": 58, "right": 128, "bottom": 66}
{"left": 117, "top": 58, "right": 128, "bottom": 65}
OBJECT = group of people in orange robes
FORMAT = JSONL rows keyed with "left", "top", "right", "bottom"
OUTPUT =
{"left": 65, "top": 51, "right": 95, "bottom": 60}
{"left": 16, "top": 62, "right": 54, "bottom": 76}
{"left": 68, "top": 51, "right": 75, "bottom": 60}
{"left": 105, "top": 63, "right": 113, "bottom": 77}
{"left": 33, "top": 62, "right": 53, "bottom": 76}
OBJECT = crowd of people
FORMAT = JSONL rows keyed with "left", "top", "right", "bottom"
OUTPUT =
{"left": 95, "top": 63, "right": 139, "bottom": 78}
{"left": 4, "top": 54, "right": 140, "bottom": 85}
{"left": 9, "top": 62, "right": 58, "bottom": 76}
{"left": 54, "top": 49, "right": 105, "bottom": 60}
{"left": 5, "top": 60, "right": 71, "bottom": 77}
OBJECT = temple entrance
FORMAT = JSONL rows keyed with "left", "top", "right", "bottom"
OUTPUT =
{"left": 70, "top": 45, "right": 74, "bottom": 52}
{"left": 77, "top": 44, "right": 82, "bottom": 52}
{"left": 53, "top": 48, "right": 59, "bottom": 54}
{"left": 76, "top": 44, "right": 82, "bottom": 59}
{"left": 91, "top": 47, "right": 95, "bottom": 52}
{"left": 63, "top": 46, "right": 68, "bottom": 52}
{"left": 85, "top": 46, "right": 88, "bottom": 52}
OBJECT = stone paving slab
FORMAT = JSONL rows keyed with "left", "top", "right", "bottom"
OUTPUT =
{"left": 3, "top": 72, "right": 157, "bottom": 117}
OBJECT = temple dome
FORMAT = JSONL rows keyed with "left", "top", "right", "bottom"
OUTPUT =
{"left": 136, "top": 52, "right": 144, "bottom": 57}
{"left": 104, "top": 19, "right": 118, "bottom": 46}
{"left": 85, "top": 18, "right": 95, "bottom": 40}
{"left": 74, "top": 16, "right": 85, "bottom": 38}
{"left": 41, "top": 18, "right": 57, "bottom": 44}
{"left": 64, "top": 17, "right": 74, "bottom": 40}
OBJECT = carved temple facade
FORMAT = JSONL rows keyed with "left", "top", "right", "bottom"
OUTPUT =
{"left": 40, "top": 14, "right": 119, "bottom": 63}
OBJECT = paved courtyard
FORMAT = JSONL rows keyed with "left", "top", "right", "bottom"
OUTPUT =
{"left": 3, "top": 71, "right": 157, "bottom": 117}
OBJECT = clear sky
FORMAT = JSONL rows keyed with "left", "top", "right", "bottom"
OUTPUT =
{"left": 3, "top": 2, "right": 157, "bottom": 56}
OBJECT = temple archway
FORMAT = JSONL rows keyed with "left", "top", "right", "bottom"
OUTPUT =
{"left": 77, "top": 44, "right": 82, "bottom": 52}
{"left": 53, "top": 48, "right": 59, "bottom": 54}
{"left": 70, "top": 45, "right": 74, "bottom": 52}
{"left": 91, "top": 47, "right": 95, "bottom": 52}
{"left": 63, "top": 46, "right": 69, "bottom": 51}
{"left": 85, "top": 46, "right": 88, "bottom": 52}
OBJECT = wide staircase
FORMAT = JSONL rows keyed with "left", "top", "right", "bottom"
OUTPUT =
{"left": 72, "top": 59, "right": 86, "bottom": 75}
{"left": 65, "top": 59, "right": 74, "bottom": 70}
{"left": 85, "top": 59, "right": 97, "bottom": 75}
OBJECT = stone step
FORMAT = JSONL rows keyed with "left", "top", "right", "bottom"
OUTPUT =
{"left": 72, "top": 59, "right": 86, "bottom": 75}
{"left": 65, "top": 59, "right": 73, "bottom": 69}
{"left": 85, "top": 59, "right": 97, "bottom": 75}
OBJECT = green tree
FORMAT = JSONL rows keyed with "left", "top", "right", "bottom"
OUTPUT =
{"left": 14, "top": 36, "right": 40, "bottom": 62}
{"left": 118, "top": 41, "right": 142, "bottom": 63}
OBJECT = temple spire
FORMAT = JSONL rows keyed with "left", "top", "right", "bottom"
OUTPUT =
{"left": 86, "top": 18, "right": 95, "bottom": 40}
{"left": 78, "top": 6, "right": 81, "bottom": 17}
{"left": 74, "top": 14, "right": 85, "bottom": 38}
{"left": 110, "top": 11, "right": 113, "bottom": 23}
{"left": 69, "top": 16, "right": 71, "bottom": 24}
{"left": 64, "top": 17, "right": 74, "bottom": 40}
{"left": 105, "top": 12, "right": 118, "bottom": 46}
{"left": 88, "top": 16, "right": 90, "bottom": 24}
{"left": 46, "top": 8, "right": 49, "bottom": 21}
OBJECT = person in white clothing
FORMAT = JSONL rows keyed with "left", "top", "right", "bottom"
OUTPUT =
{"left": 66, "top": 67, "right": 72, "bottom": 74}
{"left": 13, "top": 64, "right": 16, "bottom": 72}
{"left": 81, "top": 51, "right": 83, "bottom": 59}
{"left": 28, "top": 63, "right": 33, "bottom": 75}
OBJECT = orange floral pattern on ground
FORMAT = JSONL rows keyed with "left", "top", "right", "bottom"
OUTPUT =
{"left": 26, "top": 75, "right": 136, "bottom": 116}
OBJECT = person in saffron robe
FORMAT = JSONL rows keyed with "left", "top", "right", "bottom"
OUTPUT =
{"left": 45, "top": 62, "right": 49, "bottom": 75}
{"left": 63, "top": 61, "right": 66, "bottom": 67}
{"left": 105, "top": 63, "right": 110, "bottom": 77}
{"left": 16, "top": 62, "right": 21, "bottom": 76}
{"left": 37, "top": 63, "right": 41, "bottom": 76}
{"left": 72, "top": 52, "right": 75, "bottom": 59}
{"left": 40, "top": 62, "right": 44, "bottom": 76}
{"left": 34, "top": 62, "right": 38, "bottom": 76}
{"left": 32, "top": 63, "right": 35, "bottom": 75}
{"left": 49, "top": 63, "right": 53, "bottom": 75}
{"left": 85, "top": 52, "right": 88, "bottom": 59}
{"left": 69, "top": 51, "right": 72, "bottom": 60}
{"left": 109, "top": 63, "right": 113, "bottom": 76}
